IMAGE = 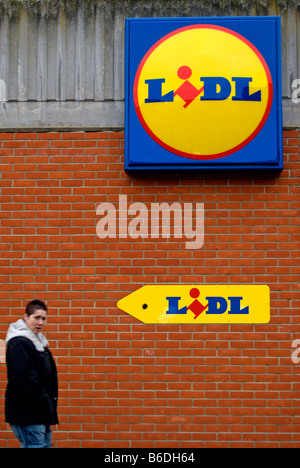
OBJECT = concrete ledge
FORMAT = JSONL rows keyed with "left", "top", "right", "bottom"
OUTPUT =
{"left": 0, "top": 99, "right": 298, "bottom": 131}
{"left": 0, "top": 101, "right": 125, "bottom": 131}
{"left": 283, "top": 98, "right": 300, "bottom": 128}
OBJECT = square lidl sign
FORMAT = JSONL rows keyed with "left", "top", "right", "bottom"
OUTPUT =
{"left": 125, "top": 17, "right": 283, "bottom": 171}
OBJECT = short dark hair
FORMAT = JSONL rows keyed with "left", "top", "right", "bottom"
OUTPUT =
{"left": 25, "top": 299, "right": 48, "bottom": 317}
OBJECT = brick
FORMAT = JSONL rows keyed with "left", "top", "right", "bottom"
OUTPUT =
{"left": 0, "top": 129, "right": 299, "bottom": 448}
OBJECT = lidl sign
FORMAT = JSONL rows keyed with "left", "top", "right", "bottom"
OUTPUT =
{"left": 117, "top": 285, "right": 270, "bottom": 324}
{"left": 125, "top": 17, "right": 282, "bottom": 171}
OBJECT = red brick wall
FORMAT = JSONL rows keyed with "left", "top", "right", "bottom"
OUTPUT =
{"left": 0, "top": 129, "right": 299, "bottom": 448}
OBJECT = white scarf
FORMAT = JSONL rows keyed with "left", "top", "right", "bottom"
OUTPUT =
{"left": 6, "top": 319, "right": 48, "bottom": 352}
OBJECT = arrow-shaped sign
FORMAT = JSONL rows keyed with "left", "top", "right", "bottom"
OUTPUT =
{"left": 117, "top": 285, "right": 270, "bottom": 324}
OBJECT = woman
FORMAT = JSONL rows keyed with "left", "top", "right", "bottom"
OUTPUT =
{"left": 5, "top": 300, "right": 58, "bottom": 448}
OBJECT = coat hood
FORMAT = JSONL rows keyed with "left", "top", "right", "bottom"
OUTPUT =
{"left": 6, "top": 319, "right": 48, "bottom": 352}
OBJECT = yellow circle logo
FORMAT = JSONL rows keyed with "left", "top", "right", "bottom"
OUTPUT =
{"left": 134, "top": 25, "right": 273, "bottom": 160}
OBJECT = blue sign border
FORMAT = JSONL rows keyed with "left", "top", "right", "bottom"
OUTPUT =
{"left": 125, "top": 17, "right": 283, "bottom": 172}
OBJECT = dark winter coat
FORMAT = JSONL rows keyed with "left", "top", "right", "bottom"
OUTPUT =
{"left": 5, "top": 336, "right": 58, "bottom": 426}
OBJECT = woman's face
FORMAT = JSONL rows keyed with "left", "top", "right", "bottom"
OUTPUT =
{"left": 24, "top": 309, "right": 47, "bottom": 334}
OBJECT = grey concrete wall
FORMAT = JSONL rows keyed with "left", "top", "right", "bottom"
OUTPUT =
{"left": 0, "top": 0, "right": 299, "bottom": 129}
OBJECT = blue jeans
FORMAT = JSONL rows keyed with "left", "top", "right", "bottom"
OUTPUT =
{"left": 10, "top": 424, "right": 52, "bottom": 448}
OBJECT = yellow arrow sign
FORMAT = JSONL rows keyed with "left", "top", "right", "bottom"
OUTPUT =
{"left": 117, "top": 285, "right": 270, "bottom": 324}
